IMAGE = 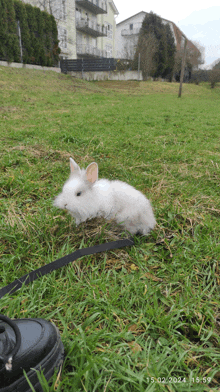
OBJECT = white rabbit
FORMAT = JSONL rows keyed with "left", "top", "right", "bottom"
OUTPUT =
{"left": 53, "top": 158, "right": 156, "bottom": 236}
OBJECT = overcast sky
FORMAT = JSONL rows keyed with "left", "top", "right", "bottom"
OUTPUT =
{"left": 115, "top": 0, "right": 220, "bottom": 67}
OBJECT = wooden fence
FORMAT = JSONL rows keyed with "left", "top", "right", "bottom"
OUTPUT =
{"left": 60, "top": 58, "right": 117, "bottom": 74}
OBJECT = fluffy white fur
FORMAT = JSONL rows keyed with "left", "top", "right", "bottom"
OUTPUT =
{"left": 53, "top": 158, "right": 156, "bottom": 235}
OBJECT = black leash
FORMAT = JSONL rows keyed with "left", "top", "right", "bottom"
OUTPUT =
{"left": 0, "top": 237, "right": 134, "bottom": 299}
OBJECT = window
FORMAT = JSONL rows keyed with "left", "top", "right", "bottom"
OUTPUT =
{"left": 130, "top": 24, "right": 133, "bottom": 30}
{"left": 107, "top": 24, "right": 112, "bottom": 39}
{"left": 76, "top": 8, "right": 81, "bottom": 20}
{"left": 54, "top": 0, "right": 66, "bottom": 21}
{"left": 76, "top": 32, "right": 82, "bottom": 45}
{"left": 105, "top": 44, "right": 112, "bottom": 57}
{"left": 62, "top": 0, "right": 66, "bottom": 20}
{"left": 92, "top": 38, "right": 97, "bottom": 47}
{"left": 64, "top": 30, "right": 67, "bottom": 48}
{"left": 58, "top": 27, "right": 67, "bottom": 49}
{"left": 101, "top": 1, "right": 107, "bottom": 12}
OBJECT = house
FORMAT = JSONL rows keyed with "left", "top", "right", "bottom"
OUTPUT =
{"left": 116, "top": 11, "right": 200, "bottom": 69}
{"left": 21, "top": 0, "right": 119, "bottom": 59}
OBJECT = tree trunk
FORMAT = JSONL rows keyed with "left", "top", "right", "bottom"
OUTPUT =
{"left": 178, "top": 38, "right": 187, "bottom": 98}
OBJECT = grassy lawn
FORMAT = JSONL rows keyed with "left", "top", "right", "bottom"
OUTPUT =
{"left": 0, "top": 66, "right": 220, "bottom": 391}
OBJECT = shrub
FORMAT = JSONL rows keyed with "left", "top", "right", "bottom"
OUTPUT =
{"left": 0, "top": 0, "right": 60, "bottom": 66}
{"left": 0, "top": 0, "right": 20, "bottom": 62}
{"left": 190, "top": 69, "right": 209, "bottom": 84}
{"left": 209, "top": 68, "right": 220, "bottom": 88}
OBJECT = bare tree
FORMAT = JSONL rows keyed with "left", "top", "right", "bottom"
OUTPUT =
{"left": 178, "top": 38, "right": 187, "bottom": 97}
{"left": 30, "top": 0, "right": 72, "bottom": 57}
{"left": 122, "top": 36, "right": 138, "bottom": 61}
{"left": 192, "top": 41, "right": 205, "bottom": 66}
{"left": 173, "top": 42, "right": 203, "bottom": 79}
{"left": 34, "top": 0, "right": 64, "bottom": 20}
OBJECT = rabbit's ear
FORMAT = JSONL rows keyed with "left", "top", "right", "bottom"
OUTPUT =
{"left": 86, "top": 162, "right": 98, "bottom": 183}
{"left": 70, "top": 158, "right": 80, "bottom": 173}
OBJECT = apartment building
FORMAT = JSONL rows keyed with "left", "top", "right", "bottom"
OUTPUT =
{"left": 76, "top": 0, "right": 118, "bottom": 59}
{"left": 116, "top": 11, "right": 200, "bottom": 64}
{"left": 21, "top": 0, "right": 119, "bottom": 59}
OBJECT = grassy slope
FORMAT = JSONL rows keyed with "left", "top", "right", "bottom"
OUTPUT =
{"left": 0, "top": 67, "right": 220, "bottom": 391}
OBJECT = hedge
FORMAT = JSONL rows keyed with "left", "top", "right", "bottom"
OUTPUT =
{"left": 0, "top": 0, "right": 60, "bottom": 66}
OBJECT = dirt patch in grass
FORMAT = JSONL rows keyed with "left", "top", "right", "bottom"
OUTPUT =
{"left": 95, "top": 81, "right": 141, "bottom": 91}
{"left": 93, "top": 80, "right": 150, "bottom": 96}
{"left": 0, "top": 106, "right": 18, "bottom": 112}
{"left": 9, "top": 144, "right": 71, "bottom": 160}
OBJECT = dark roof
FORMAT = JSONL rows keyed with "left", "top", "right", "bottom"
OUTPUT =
{"left": 116, "top": 11, "right": 147, "bottom": 26}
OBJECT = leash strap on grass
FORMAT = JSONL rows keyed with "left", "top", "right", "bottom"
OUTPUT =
{"left": 0, "top": 238, "right": 134, "bottom": 299}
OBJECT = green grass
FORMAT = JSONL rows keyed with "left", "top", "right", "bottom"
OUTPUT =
{"left": 0, "top": 66, "right": 220, "bottom": 392}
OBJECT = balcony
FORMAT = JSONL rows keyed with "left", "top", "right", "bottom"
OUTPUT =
{"left": 121, "top": 27, "right": 141, "bottom": 36}
{"left": 77, "top": 44, "right": 107, "bottom": 58}
{"left": 75, "top": 0, "right": 107, "bottom": 14}
{"left": 76, "top": 18, "right": 107, "bottom": 37}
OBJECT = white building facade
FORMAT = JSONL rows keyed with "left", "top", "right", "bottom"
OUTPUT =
{"left": 21, "top": 0, "right": 118, "bottom": 59}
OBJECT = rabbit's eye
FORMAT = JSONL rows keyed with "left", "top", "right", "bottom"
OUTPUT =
{"left": 76, "top": 192, "right": 81, "bottom": 197}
